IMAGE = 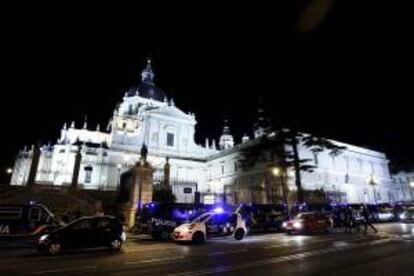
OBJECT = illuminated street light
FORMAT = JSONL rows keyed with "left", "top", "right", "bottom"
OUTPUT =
{"left": 116, "top": 164, "right": 122, "bottom": 190}
{"left": 6, "top": 168, "right": 12, "bottom": 174}
{"left": 272, "top": 167, "right": 280, "bottom": 176}
{"left": 410, "top": 181, "right": 414, "bottom": 188}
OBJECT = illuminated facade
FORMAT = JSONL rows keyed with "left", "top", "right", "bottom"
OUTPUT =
{"left": 392, "top": 171, "right": 414, "bottom": 202}
{"left": 10, "top": 60, "right": 398, "bottom": 204}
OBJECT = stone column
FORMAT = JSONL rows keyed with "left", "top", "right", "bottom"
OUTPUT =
{"left": 27, "top": 144, "right": 41, "bottom": 186}
{"left": 71, "top": 145, "right": 82, "bottom": 189}
{"left": 163, "top": 157, "right": 170, "bottom": 188}
{"left": 122, "top": 161, "right": 154, "bottom": 230}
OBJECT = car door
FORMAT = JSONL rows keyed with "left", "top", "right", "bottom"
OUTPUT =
{"left": 95, "top": 218, "right": 113, "bottom": 247}
{"left": 66, "top": 218, "right": 95, "bottom": 249}
{"left": 206, "top": 213, "right": 229, "bottom": 237}
{"left": 315, "top": 214, "right": 329, "bottom": 231}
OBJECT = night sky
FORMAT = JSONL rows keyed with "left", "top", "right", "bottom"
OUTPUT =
{"left": 1, "top": 1, "right": 413, "bottom": 182}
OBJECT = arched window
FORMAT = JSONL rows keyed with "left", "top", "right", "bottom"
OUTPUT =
{"left": 84, "top": 166, "right": 93, "bottom": 183}
{"left": 167, "top": 133, "right": 174, "bottom": 147}
{"left": 164, "top": 125, "right": 176, "bottom": 147}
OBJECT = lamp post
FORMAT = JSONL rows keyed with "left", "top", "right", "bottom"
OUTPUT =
{"left": 272, "top": 166, "right": 288, "bottom": 200}
{"left": 117, "top": 164, "right": 122, "bottom": 190}
{"left": 5, "top": 168, "right": 13, "bottom": 185}
{"left": 368, "top": 175, "right": 378, "bottom": 204}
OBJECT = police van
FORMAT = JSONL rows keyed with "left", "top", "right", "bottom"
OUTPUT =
{"left": 0, "top": 203, "right": 57, "bottom": 240}
{"left": 239, "top": 204, "right": 287, "bottom": 233}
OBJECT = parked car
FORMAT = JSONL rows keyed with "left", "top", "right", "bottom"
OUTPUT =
{"left": 283, "top": 212, "right": 332, "bottom": 235}
{"left": 375, "top": 207, "right": 395, "bottom": 222}
{"left": 0, "top": 203, "right": 57, "bottom": 240}
{"left": 173, "top": 208, "right": 247, "bottom": 244}
{"left": 399, "top": 208, "right": 414, "bottom": 223}
{"left": 37, "top": 216, "right": 125, "bottom": 255}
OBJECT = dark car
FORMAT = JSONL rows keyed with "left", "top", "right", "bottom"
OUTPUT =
{"left": 37, "top": 216, "right": 125, "bottom": 255}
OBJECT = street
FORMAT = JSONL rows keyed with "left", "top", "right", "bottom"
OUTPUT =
{"left": 0, "top": 223, "right": 413, "bottom": 275}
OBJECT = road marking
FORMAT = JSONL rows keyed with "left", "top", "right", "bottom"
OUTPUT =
{"left": 32, "top": 266, "right": 97, "bottom": 274}
{"left": 207, "top": 249, "right": 247, "bottom": 256}
{"left": 125, "top": 256, "right": 185, "bottom": 265}
{"left": 168, "top": 238, "right": 393, "bottom": 276}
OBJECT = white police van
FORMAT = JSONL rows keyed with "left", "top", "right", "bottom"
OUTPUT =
{"left": 173, "top": 207, "right": 247, "bottom": 244}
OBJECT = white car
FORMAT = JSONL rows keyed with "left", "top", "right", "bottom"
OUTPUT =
{"left": 173, "top": 208, "right": 247, "bottom": 244}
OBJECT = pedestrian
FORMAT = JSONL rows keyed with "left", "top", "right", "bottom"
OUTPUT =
{"left": 361, "top": 204, "right": 378, "bottom": 234}
{"left": 344, "top": 206, "right": 354, "bottom": 233}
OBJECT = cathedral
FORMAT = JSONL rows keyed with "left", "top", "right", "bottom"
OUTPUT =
{"left": 10, "top": 59, "right": 399, "bottom": 205}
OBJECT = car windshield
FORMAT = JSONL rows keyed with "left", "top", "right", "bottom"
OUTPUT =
{"left": 192, "top": 213, "right": 211, "bottom": 223}
{"left": 295, "top": 213, "right": 313, "bottom": 220}
{"left": 405, "top": 209, "right": 414, "bottom": 214}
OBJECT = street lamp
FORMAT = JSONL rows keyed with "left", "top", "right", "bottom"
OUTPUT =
{"left": 367, "top": 175, "right": 379, "bottom": 204}
{"left": 272, "top": 167, "right": 280, "bottom": 176}
{"left": 410, "top": 181, "right": 414, "bottom": 189}
{"left": 6, "top": 168, "right": 13, "bottom": 174}
{"left": 117, "top": 164, "right": 122, "bottom": 190}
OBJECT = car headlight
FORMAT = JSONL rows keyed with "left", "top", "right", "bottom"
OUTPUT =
{"left": 293, "top": 222, "right": 302, "bottom": 229}
{"left": 39, "top": 234, "right": 49, "bottom": 242}
{"left": 121, "top": 232, "right": 127, "bottom": 242}
{"left": 400, "top": 214, "right": 406, "bottom": 220}
{"left": 282, "top": 222, "right": 287, "bottom": 228}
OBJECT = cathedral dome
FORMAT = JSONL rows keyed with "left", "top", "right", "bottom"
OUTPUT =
{"left": 126, "top": 59, "right": 167, "bottom": 102}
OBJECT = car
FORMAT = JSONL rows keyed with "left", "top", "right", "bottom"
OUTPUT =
{"left": 283, "top": 212, "right": 332, "bottom": 235}
{"left": 133, "top": 203, "right": 211, "bottom": 240}
{"left": 375, "top": 207, "right": 395, "bottom": 222}
{"left": 37, "top": 216, "right": 126, "bottom": 255}
{"left": 173, "top": 208, "right": 247, "bottom": 244}
{"left": 399, "top": 208, "right": 414, "bottom": 223}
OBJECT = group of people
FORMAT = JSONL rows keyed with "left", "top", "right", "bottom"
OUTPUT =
{"left": 343, "top": 204, "right": 378, "bottom": 234}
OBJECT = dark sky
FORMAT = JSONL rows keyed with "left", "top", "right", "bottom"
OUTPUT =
{"left": 1, "top": 1, "right": 413, "bottom": 182}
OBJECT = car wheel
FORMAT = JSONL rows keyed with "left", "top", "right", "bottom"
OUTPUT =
{"left": 48, "top": 243, "right": 61, "bottom": 255}
{"left": 160, "top": 231, "right": 170, "bottom": 241}
{"left": 110, "top": 239, "right": 123, "bottom": 252}
{"left": 192, "top": 232, "right": 205, "bottom": 245}
{"left": 234, "top": 229, "right": 245, "bottom": 241}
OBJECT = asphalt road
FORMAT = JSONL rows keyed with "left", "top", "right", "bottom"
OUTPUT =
{"left": 1, "top": 223, "right": 413, "bottom": 276}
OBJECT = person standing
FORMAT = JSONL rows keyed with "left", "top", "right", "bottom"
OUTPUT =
{"left": 361, "top": 204, "right": 378, "bottom": 234}
{"left": 344, "top": 206, "right": 354, "bottom": 233}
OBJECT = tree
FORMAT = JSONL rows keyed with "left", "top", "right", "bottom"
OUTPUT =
{"left": 238, "top": 126, "right": 346, "bottom": 207}
{"left": 152, "top": 186, "right": 176, "bottom": 204}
